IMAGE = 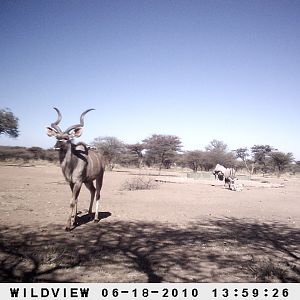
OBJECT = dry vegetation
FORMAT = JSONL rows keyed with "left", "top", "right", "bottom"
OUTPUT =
{"left": 121, "top": 176, "right": 159, "bottom": 191}
{"left": 0, "top": 162, "right": 299, "bottom": 283}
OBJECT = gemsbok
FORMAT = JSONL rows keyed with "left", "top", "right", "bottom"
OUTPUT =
{"left": 46, "top": 107, "right": 105, "bottom": 230}
{"left": 213, "top": 164, "right": 237, "bottom": 190}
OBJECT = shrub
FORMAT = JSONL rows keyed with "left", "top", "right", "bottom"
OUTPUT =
{"left": 122, "top": 176, "right": 158, "bottom": 191}
{"left": 248, "top": 259, "right": 289, "bottom": 282}
{"left": 0, "top": 146, "right": 58, "bottom": 163}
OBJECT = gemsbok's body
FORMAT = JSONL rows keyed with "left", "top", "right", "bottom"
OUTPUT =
{"left": 46, "top": 107, "right": 105, "bottom": 230}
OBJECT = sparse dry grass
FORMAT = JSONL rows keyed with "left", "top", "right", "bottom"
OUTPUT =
{"left": 122, "top": 176, "right": 159, "bottom": 191}
{"left": 248, "top": 258, "right": 291, "bottom": 282}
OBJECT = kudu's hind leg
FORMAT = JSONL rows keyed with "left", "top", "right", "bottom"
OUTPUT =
{"left": 94, "top": 172, "right": 104, "bottom": 222}
{"left": 66, "top": 182, "right": 82, "bottom": 231}
{"left": 84, "top": 182, "right": 96, "bottom": 214}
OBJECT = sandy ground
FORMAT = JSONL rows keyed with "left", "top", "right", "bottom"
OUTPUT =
{"left": 0, "top": 164, "right": 299, "bottom": 282}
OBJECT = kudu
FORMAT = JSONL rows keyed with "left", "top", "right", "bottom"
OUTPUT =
{"left": 46, "top": 107, "right": 105, "bottom": 230}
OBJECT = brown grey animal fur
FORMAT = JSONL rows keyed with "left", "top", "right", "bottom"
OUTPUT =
{"left": 46, "top": 107, "right": 105, "bottom": 230}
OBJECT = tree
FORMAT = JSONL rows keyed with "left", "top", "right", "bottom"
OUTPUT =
{"left": 205, "top": 139, "right": 228, "bottom": 152}
{"left": 0, "top": 108, "right": 19, "bottom": 138}
{"left": 293, "top": 161, "right": 300, "bottom": 174}
{"left": 126, "top": 143, "right": 145, "bottom": 168}
{"left": 234, "top": 147, "right": 254, "bottom": 177}
{"left": 143, "top": 134, "right": 182, "bottom": 170}
{"left": 251, "top": 145, "right": 275, "bottom": 175}
{"left": 205, "top": 139, "right": 236, "bottom": 168}
{"left": 183, "top": 150, "right": 205, "bottom": 172}
{"left": 269, "top": 152, "right": 294, "bottom": 177}
{"left": 92, "top": 136, "right": 125, "bottom": 170}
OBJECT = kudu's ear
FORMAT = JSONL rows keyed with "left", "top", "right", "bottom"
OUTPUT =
{"left": 70, "top": 127, "right": 83, "bottom": 138}
{"left": 46, "top": 127, "right": 58, "bottom": 137}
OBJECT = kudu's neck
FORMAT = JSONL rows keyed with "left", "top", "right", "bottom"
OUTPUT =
{"left": 58, "top": 142, "right": 78, "bottom": 183}
{"left": 58, "top": 141, "right": 89, "bottom": 183}
{"left": 58, "top": 142, "right": 73, "bottom": 165}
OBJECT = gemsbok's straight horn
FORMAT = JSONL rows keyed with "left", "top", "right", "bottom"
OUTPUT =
{"left": 46, "top": 107, "right": 105, "bottom": 230}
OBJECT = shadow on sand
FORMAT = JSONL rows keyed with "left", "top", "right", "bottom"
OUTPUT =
{"left": 74, "top": 211, "right": 111, "bottom": 228}
{"left": 0, "top": 217, "right": 299, "bottom": 282}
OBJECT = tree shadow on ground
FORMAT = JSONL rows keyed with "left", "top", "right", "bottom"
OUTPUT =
{"left": 0, "top": 217, "right": 299, "bottom": 282}
{"left": 74, "top": 211, "right": 111, "bottom": 228}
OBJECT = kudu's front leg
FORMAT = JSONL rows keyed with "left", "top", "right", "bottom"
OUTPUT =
{"left": 66, "top": 182, "right": 82, "bottom": 231}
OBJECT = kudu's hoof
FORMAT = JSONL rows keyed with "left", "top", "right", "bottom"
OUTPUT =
{"left": 65, "top": 226, "right": 71, "bottom": 231}
{"left": 94, "top": 219, "right": 100, "bottom": 223}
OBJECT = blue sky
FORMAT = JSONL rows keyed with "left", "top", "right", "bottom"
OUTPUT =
{"left": 1, "top": 0, "right": 300, "bottom": 159}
